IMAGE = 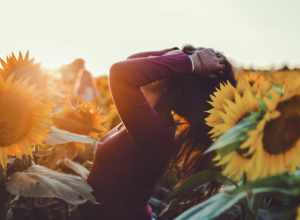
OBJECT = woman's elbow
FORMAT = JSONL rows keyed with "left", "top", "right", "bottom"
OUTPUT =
{"left": 109, "top": 62, "right": 124, "bottom": 83}
{"left": 109, "top": 60, "right": 138, "bottom": 84}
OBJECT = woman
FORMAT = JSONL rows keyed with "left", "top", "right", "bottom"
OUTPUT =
{"left": 73, "top": 69, "right": 100, "bottom": 103}
{"left": 87, "top": 46, "right": 236, "bottom": 219}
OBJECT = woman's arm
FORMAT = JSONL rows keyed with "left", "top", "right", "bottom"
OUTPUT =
{"left": 127, "top": 47, "right": 179, "bottom": 59}
{"left": 109, "top": 52, "right": 193, "bottom": 147}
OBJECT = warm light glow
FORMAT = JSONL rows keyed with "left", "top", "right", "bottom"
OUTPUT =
{"left": 1, "top": 0, "right": 300, "bottom": 74}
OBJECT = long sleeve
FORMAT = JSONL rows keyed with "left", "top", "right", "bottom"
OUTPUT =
{"left": 109, "top": 52, "right": 193, "bottom": 148}
{"left": 126, "top": 47, "right": 179, "bottom": 59}
{"left": 86, "top": 52, "right": 194, "bottom": 220}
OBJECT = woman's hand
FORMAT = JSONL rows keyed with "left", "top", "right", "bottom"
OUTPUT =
{"left": 190, "top": 48, "right": 226, "bottom": 78}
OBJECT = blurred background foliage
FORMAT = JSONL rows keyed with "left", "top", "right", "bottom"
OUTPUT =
{"left": 1, "top": 53, "right": 300, "bottom": 220}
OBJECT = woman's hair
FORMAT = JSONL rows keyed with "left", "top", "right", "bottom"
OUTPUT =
{"left": 169, "top": 54, "right": 236, "bottom": 178}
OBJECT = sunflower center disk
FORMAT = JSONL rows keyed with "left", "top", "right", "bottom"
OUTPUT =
{"left": 263, "top": 96, "right": 300, "bottom": 155}
{"left": 236, "top": 147, "right": 253, "bottom": 159}
{"left": 0, "top": 93, "right": 31, "bottom": 146}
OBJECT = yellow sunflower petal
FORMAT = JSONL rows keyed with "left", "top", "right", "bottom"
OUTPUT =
{"left": 0, "top": 77, "right": 53, "bottom": 168}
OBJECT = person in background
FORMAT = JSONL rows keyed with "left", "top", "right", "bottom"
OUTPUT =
{"left": 73, "top": 69, "right": 100, "bottom": 103}
{"left": 60, "top": 58, "right": 86, "bottom": 85}
{"left": 87, "top": 45, "right": 236, "bottom": 220}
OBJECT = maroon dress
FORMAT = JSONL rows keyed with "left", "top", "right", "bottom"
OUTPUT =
{"left": 87, "top": 48, "right": 193, "bottom": 219}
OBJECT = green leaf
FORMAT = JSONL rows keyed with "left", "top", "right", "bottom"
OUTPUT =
{"left": 271, "top": 84, "right": 284, "bottom": 96}
{"left": 174, "top": 186, "right": 297, "bottom": 220}
{"left": 46, "top": 127, "right": 97, "bottom": 145}
{"left": 175, "top": 189, "right": 247, "bottom": 220}
{"left": 170, "top": 170, "right": 235, "bottom": 199}
{"left": 175, "top": 172, "right": 300, "bottom": 220}
{"left": 256, "top": 208, "right": 295, "bottom": 220}
{"left": 205, "top": 110, "right": 262, "bottom": 155}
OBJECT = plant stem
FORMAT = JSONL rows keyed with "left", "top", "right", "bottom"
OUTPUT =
{"left": 0, "top": 170, "right": 8, "bottom": 220}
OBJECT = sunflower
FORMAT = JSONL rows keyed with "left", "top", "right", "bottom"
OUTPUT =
{"left": 35, "top": 143, "right": 90, "bottom": 169}
{"left": 207, "top": 82, "right": 236, "bottom": 112}
{"left": 243, "top": 82, "right": 300, "bottom": 180}
{"left": 0, "top": 52, "right": 48, "bottom": 89}
{"left": 50, "top": 102, "right": 104, "bottom": 164}
{"left": 206, "top": 81, "right": 236, "bottom": 136}
{"left": 95, "top": 76, "right": 110, "bottom": 96}
{"left": 95, "top": 76, "right": 120, "bottom": 130}
{"left": 297, "top": 206, "right": 300, "bottom": 220}
{"left": 53, "top": 102, "right": 103, "bottom": 138}
{"left": 268, "top": 69, "right": 300, "bottom": 86}
{"left": 172, "top": 111, "right": 189, "bottom": 136}
{"left": 206, "top": 72, "right": 300, "bottom": 181}
{"left": 206, "top": 81, "right": 262, "bottom": 180}
{"left": 237, "top": 69, "right": 300, "bottom": 97}
{"left": 236, "top": 71, "right": 271, "bottom": 95}
{"left": 101, "top": 104, "right": 120, "bottom": 131}
{"left": 95, "top": 76, "right": 114, "bottom": 107}
{"left": 205, "top": 81, "right": 260, "bottom": 139}
{"left": 0, "top": 76, "right": 53, "bottom": 167}
{"left": 268, "top": 70, "right": 300, "bottom": 101}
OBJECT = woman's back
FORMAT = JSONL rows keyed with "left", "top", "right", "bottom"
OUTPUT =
{"left": 86, "top": 47, "right": 232, "bottom": 220}
{"left": 88, "top": 122, "right": 175, "bottom": 219}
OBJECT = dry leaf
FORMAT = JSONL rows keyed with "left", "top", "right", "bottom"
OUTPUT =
{"left": 6, "top": 165, "right": 97, "bottom": 205}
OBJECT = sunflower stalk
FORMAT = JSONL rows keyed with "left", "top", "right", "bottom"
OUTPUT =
{"left": 175, "top": 171, "right": 300, "bottom": 220}
{"left": 0, "top": 169, "right": 9, "bottom": 220}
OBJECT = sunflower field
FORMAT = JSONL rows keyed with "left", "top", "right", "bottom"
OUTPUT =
{"left": 1, "top": 52, "right": 300, "bottom": 220}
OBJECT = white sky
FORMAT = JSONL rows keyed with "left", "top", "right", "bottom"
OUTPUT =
{"left": 0, "top": 0, "right": 299, "bottom": 75}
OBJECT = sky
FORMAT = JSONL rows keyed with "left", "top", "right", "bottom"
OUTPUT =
{"left": 0, "top": 0, "right": 299, "bottom": 75}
